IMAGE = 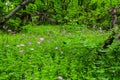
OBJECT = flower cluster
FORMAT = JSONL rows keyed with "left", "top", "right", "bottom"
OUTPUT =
{"left": 16, "top": 44, "right": 25, "bottom": 47}
{"left": 17, "top": 37, "right": 44, "bottom": 54}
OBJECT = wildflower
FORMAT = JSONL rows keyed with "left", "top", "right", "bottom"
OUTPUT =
{"left": 58, "top": 76, "right": 62, "bottom": 80}
{"left": 30, "top": 48, "right": 34, "bottom": 50}
{"left": 39, "top": 38, "right": 44, "bottom": 41}
{"left": 3, "top": 25, "right": 7, "bottom": 29}
{"left": 6, "top": 45, "right": 10, "bottom": 47}
{"left": 99, "top": 27, "right": 103, "bottom": 32}
{"left": 22, "top": 34, "right": 25, "bottom": 36}
{"left": 37, "top": 41, "right": 41, "bottom": 45}
{"left": 19, "top": 50, "right": 24, "bottom": 54}
{"left": 60, "top": 51, "right": 63, "bottom": 54}
{"left": 7, "top": 29, "right": 12, "bottom": 32}
{"left": 55, "top": 47, "right": 58, "bottom": 50}
{"left": 16, "top": 45, "right": 20, "bottom": 47}
{"left": 20, "top": 44, "right": 25, "bottom": 47}
{"left": 28, "top": 42, "right": 32, "bottom": 45}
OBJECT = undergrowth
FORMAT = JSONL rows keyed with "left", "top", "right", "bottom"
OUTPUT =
{"left": 0, "top": 25, "right": 119, "bottom": 80}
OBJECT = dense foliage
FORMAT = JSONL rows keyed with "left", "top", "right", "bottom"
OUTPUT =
{"left": 0, "top": 0, "right": 120, "bottom": 30}
{"left": 0, "top": 25, "right": 112, "bottom": 79}
{"left": 0, "top": 0, "right": 120, "bottom": 79}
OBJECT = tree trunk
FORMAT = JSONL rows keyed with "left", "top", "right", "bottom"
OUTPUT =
{"left": 0, "top": 0, "right": 33, "bottom": 29}
{"left": 103, "top": 7, "right": 119, "bottom": 49}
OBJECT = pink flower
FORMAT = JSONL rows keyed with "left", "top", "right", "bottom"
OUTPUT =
{"left": 19, "top": 50, "right": 24, "bottom": 54}
{"left": 7, "top": 29, "right": 12, "bottom": 32}
{"left": 99, "top": 27, "right": 103, "bottom": 32}
{"left": 39, "top": 38, "right": 44, "bottom": 41}
{"left": 28, "top": 42, "right": 32, "bottom": 45}
{"left": 58, "top": 76, "right": 62, "bottom": 80}
{"left": 37, "top": 42, "right": 41, "bottom": 45}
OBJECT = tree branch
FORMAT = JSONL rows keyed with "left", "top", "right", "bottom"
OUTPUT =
{"left": 0, "top": 0, "right": 33, "bottom": 29}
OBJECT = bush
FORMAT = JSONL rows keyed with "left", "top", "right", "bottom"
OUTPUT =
{"left": 6, "top": 18, "right": 21, "bottom": 31}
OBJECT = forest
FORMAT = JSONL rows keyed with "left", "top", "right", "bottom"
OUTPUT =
{"left": 0, "top": 0, "right": 120, "bottom": 80}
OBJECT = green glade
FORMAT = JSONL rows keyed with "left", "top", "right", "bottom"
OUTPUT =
{"left": 0, "top": 0, "right": 120, "bottom": 79}
{"left": 0, "top": 25, "right": 119, "bottom": 79}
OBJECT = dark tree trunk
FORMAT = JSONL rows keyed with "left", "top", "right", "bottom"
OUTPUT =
{"left": 19, "top": 5, "right": 32, "bottom": 26}
{"left": 0, "top": 0, "right": 33, "bottom": 29}
{"left": 103, "top": 7, "right": 119, "bottom": 49}
{"left": 108, "top": 8, "right": 118, "bottom": 27}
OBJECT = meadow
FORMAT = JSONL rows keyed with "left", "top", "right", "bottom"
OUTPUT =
{"left": 1, "top": 25, "right": 119, "bottom": 80}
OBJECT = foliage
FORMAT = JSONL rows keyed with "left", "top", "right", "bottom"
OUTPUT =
{"left": 6, "top": 18, "right": 21, "bottom": 31}
{"left": 1, "top": 0, "right": 120, "bottom": 30}
{"left": 1, "top": 25, "right": 119, "bottom": 79}
{"left": 0, "top": 0, "right": 120, "bottom": 79}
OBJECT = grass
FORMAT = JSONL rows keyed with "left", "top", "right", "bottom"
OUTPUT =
{"left": 0, "top": 25, "right": 119, "bottom": 80}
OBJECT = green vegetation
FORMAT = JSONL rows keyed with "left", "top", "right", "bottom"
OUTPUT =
{"left": 0, "top": 25, "right": 119, "bottom": 80}
{"left": 0, "top": 0, "right": 120, "bottom": 80}
{"left": 1, "top": 0, "right": 120, "bottom": 30}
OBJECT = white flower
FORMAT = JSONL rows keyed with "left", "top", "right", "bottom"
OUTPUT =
{"left": 6, "top": 45, "right": 10, "bottom": 47}
{"left": 30, "top": 48, "right": 34, "bottom": 50}
{"left": 55, "top": 47, "right": 58, "bottom": 50}
{"left": 60, "top": 51, "right": 63, "bottom": 54}
{"left": 16, "top": 45, "right": 20, "bottom": 47}
{"left": 19, "top": 50, "right": 24, "bottom": 54}
{"left": 58, "top": 76, "right": 62, "bottom": 80}
{"left": 22, "top": 34, "right": 25, "bottom": 36}
{"left": 7, "top": 29, "right": 12, "bottom": 32}
{"left": 20, "top": 44, "right": 25, "bottom": 47}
